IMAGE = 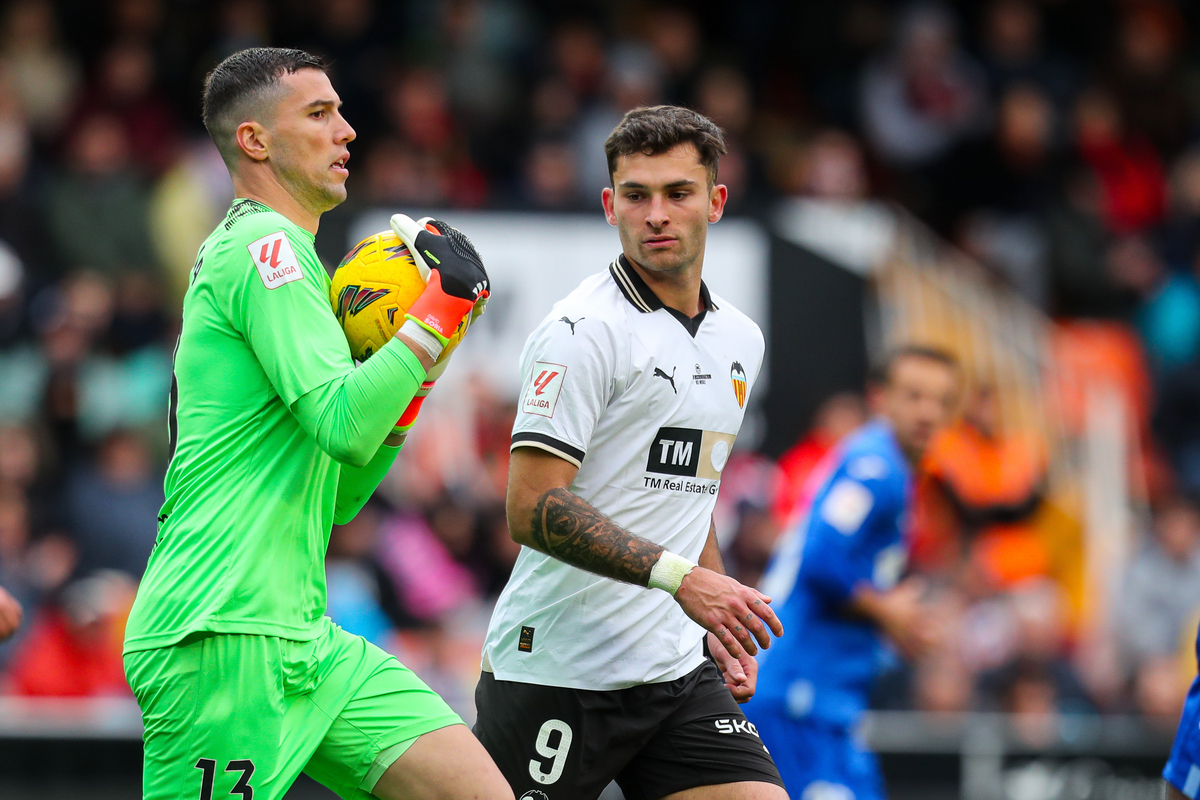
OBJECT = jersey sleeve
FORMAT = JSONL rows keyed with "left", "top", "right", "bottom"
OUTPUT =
{"left": 798, "top": 457, "right": 904, "bottom": 609}
{"left": 510, "top": 314, "right": 621, "bottom": 468}
{"left": 228, "top": 227, "right": 353, "bottom": 406}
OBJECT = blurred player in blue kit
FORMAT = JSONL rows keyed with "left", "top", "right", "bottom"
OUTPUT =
{"left": 1164, "top": 625, "right": 1200, "bottom": 798}
{"left": 744, "top": 346, "right": 960, "bottom": 800}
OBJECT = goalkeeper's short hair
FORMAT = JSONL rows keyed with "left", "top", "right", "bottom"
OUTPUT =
{"left": 202, "top": 47, "right": 327, "bottom": 169}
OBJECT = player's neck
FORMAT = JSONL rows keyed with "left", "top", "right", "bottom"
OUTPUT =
{"left": 625, "top": 256, "right": 706, "bottom": 318}
{"left": 232, "top": 168, "right": 321, "bottom": 235}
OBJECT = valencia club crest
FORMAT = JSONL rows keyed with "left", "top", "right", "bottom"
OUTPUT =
{"left": 730, "top": 361, "right": 747, "bottom": 408}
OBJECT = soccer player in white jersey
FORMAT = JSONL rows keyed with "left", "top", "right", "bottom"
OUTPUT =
{"left": 474, "top": 106, "right": 788, "bottom": 800}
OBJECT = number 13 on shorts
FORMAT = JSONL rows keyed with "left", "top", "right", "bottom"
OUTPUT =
{"left": 529, "top": 719, "right": 573, "bottom": 785}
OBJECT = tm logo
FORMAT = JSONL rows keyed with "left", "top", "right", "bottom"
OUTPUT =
{"left": 335, "top": 285, "right": 390, "bottom": 321}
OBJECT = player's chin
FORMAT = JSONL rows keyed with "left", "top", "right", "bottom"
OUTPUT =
{"left": 319, "top": 182, "right": 349, "bottom": 208}
{"left": 639, "top": 249, "right": 688, "bottom": 274}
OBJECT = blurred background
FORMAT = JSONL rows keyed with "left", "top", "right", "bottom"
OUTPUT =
{"left": 2, "top": 0, "right": 1200, "bottom": 797}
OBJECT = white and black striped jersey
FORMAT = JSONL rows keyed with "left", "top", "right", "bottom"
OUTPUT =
{"left": 483, "top": 255, "right": 765, "bottom": 690}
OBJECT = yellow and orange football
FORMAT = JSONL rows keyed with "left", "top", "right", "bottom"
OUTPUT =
{"left": 330, "top": 230, "right": 466, "bottom": 362}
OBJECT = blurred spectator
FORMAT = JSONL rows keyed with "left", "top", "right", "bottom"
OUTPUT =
{"left": 911, "top": 645, "right": 973, "bottom": 715}
{"left": 1045, "top": 167, "right": 1122, "bottom": 317}
{"left": 1158, "top": 148, "right": 1200, "bottom": 270}
{"left": 573, "top": 40, "right": 662, "bottom": 201}
{"left": 0, "top": 108, "right": 55, "bottom": 284}
{"left": 640, "top": 5, "right": 702, "bottom": 106}
{"left": 45, "top": 113, "right": 158, "bottom": 274}
{"left": 1133, "top": 654, "right": 1187, "bottom": 727}
{"left": 943, "top": 84, "right": 1059, "bottom": 304}
{"left": 326, "top": 502, "right": 420, "bottom": 648}
{"left": 693, "top": 64, "right": 756, "bottom": 207}
{"left": 1072, "top": 87, "right": 1166, "bottom": 235}
{"left": 772, "top": 391, "right": 867, "bottom": 526}
{"left": 378, "top": 67, "right": 487, "bottom": 207}
{"left": 726, "top": 500, "right": 778, "bottom": 589}
{"left": 0, "top": 0, "right": 79, "bottom": 137}
{"left": 977, "top": 0, "right": 1077, "bottom": 105}
{"left": 1108, "top": 1, "right": 1190, "bottom": 157}
{"left": 518, "top": 137, "right": 584, "bottom": 210}
{"left": 147, "top": 139, "right": 233, "bottom": 302}
{"left": 66, "top": 429, "right": 162, "bottom": 578}
{"left": 1115, "top": 496, "right": 1200, "bottom": 667}
{"left": 976, "top": 578, "right": 1093, "bottom": 733}
{"left": 914, "top": 384, "right": 1049, "bottom": 589}
{"left": 2, "top": 570, "right": 133, "bottom": 696}
{"left": 64, "top": 39, "right": 181, "bottom": 178}
{"left": 859, "top": 3, "right": 988, "bottom": 169}
{"left": 1135, "top": 242, "right": 1200, "bottom": 374}
{"left": 376, "top": 506, "right": 478, "bottom": 624}
{"left": 1155, "top": 363, "right": 1200, "bottom": 494}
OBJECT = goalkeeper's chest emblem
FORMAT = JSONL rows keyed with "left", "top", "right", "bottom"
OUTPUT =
{"left": 249, "top": 231, "right": 303, "bottom": 289}
{"left": 335, "top": 284, "right": 391, "bottom": 321}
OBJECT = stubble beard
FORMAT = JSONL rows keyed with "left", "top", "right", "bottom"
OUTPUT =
{"left": 622, "top": 227, "right": 703, "bottom": 278}
{"left": 276, "top": 151, "right": 346, "bottom": 216}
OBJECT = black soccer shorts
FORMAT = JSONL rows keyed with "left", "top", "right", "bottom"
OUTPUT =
{"left": 473, "top": 659, "right": 784, "bottom": 800}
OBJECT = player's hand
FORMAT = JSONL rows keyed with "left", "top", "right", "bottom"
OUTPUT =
{"left": 390, "top": 215, "right": 489, "bottom": 346}
{"left": 674, "top": 567, "right": 783, "bottom": 659}
{"left": 708, "top": 631, "right": 758, "bottom": 703}
{"left": 0, "top": 586, "right": 23, "bottom": 641}
{"left": 872, "top": 577, "right": 940, "bottom": 660}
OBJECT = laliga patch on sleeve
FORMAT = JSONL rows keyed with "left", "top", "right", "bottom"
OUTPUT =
{"left": 248, "top": 231, "right": 304, "bottom": 290}
{"left": 521, "top": 361, "right": 566, "bottom": 417}
{"left": 820, "top": 479, "right": 874, "bottom": 535}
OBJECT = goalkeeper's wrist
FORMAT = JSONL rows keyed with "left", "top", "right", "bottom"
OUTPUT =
{"left": 399, "top": 319, "right": 444, "bottom": 361}
{"left": 648, "top": 551, "right": 696, "bottom": 596}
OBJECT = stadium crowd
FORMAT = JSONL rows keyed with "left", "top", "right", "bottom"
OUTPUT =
{"left": 2, "top": 0, "right": 1200, "bottom": 734}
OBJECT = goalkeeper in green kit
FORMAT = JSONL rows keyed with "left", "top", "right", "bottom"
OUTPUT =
{"left": 122, "top": 48, "right": 512, "bottom": 800}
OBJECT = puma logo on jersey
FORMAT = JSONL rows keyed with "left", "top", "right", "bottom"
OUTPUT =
{"left": 559, "top": 316, "right": 584, "bottom": 334}
{"left": 653, "top": 366, "right": 677, "bottom": 394}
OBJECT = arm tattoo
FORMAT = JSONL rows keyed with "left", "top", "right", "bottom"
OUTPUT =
{"left": 530, "top": 487, "right": 665, "bottom": 586}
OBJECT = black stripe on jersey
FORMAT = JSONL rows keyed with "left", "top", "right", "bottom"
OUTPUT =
{"left": 610, "top": 257, "right": 655, "bottom": 313}
{"left": 609, "top": 255, "right": 718, "bottom": 338}
{"left": 223, "top": 198, "right": 272, "bottom": 230}
{"left": 511, "top": 432, "right": 585, "bottom": 467}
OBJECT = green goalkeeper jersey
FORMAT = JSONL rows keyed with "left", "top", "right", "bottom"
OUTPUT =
{"left": 125, "top": 199, "right": 417, "bottom": 653}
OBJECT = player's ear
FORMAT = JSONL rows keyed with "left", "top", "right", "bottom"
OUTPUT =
{"left": 708, "top": 183, "right": 728, "bottom": 224}
{"left": 236, "top": 121, "right": 270, "bottom": 163}
{"left": 601, "top": 187, "right": 617, "bottom": 226}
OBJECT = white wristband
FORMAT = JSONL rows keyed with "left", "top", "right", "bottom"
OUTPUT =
{"left": 399, "top": 318, "right": 444, "bottom": 361}
{"left": 648, "top": 551, "right": 696, "bottom": 596}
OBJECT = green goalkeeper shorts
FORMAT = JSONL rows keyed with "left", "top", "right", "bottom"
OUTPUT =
{"left": 123, "top": 619, "right": 463, "bottom": 800}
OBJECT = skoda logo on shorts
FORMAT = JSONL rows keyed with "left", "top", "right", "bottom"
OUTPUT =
{"left": 519, "top": 792, "right": 550, "bottom": 800}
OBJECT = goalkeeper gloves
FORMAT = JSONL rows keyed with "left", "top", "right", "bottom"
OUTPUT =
{"left": 391, "top": 214, "right": 489, "bottom": 361}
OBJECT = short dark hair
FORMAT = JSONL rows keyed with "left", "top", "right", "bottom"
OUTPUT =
{"left": 201, "top": 47, "right": 326, "bottom": 168}
{"left": 868, "top": 344, "right": 959, "bottom": 387}
{"left": 604, "top": 105, "right": 727, "bottom": 186}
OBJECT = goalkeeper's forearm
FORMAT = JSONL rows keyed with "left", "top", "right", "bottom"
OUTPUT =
{"left": 334, "top": 442, "right": 402, "bottom": 524}
{"left": 291, "top": 337, "right": 426, "bottom": 468}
